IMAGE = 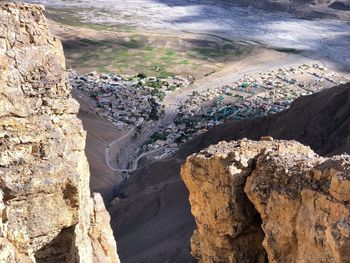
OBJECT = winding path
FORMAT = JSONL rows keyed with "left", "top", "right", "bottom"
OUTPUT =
{"left": 104, "top": 128, "right": 134, "bottom": 171}
{"left": 104, "top": 127, "right": 166, "bottom": 172}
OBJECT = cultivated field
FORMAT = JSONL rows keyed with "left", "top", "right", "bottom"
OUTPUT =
{"left": 29, "top": 0, "right": 350, "bottom": 74}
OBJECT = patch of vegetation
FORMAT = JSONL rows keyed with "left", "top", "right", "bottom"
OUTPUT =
{"left": 82, "top": 23, "right": 117, "bottom": 31}
{"left": 148, "top": 131, "right": 169, "bottom": 144}
{"left": 142, "top": 53, "right": 156, "bottom": 62}
{"left": 160, "top": 48, "right": 178, "bottom": 62}
{"left": 192, "top": 91, "right": 199, "bottom": 96}
{"left": 184, "top": 118, "right": 197, "bottom": 129}
{"left": 147, "top": 79, "right": 161, "bottom": 89}
{"left": 180, "top": 59, "right": 189, "bottom": 65}
{"left": 96, "top": 65, "right": 109, "bottom": 73}
{"left": 175, "top": 133, "right": 188, "bottom": 144}
{"left": 151, "top": 64, "right": 165, "bottom": 72}
{"left": 143, "top": 46, "right": 154, "bottom": 51}
{"left": 116, "top": 24, "right": 136, "bottom": 32}
{"left": 46, "top": 8, "right": 136, "bottom": 33}
{"left": 118, "top": 39, "right": 143, "bottom": 49}
{"left": 272, "top": 47, "right": 302, "bottom": 54}
{"left": 149, "top": 100, "right": 161, "bottom": 120}
{"left": 192, "top": 47, "right": 230, "bottom": 59}
{"left": 152, "top": 90, "right": 166, "bottom": 101}
{"left": 158, "top": 70, "right": 174, "bottom": 78}
{"left": 55, "top": 7, "right": 252, "bottom": 79}
{"left": 150, "top": 64, "right": 174, "bottom": 79}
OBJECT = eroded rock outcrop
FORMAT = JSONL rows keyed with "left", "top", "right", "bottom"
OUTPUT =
{"left": 0, "top": 2, "right": 119, "bottom": 262}
{"left": 182, "top": 138, "right": 350, "bottom": 263}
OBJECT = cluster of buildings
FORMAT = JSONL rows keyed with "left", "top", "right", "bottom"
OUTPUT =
{"left": 70, "top": 64, "right": 347, "bottom": 156}
{"left": 70, "top": 71, "right": 190, "bottom": 129}
{"left": 144, "top": 63, "right": 347, "bottom": 150}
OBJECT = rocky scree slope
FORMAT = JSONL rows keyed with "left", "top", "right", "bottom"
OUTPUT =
{"left": 182, "top": 139, "right": 350, "bottom": 263}
{"left": 0, "top": 3, "right": 119, "bottom": 263}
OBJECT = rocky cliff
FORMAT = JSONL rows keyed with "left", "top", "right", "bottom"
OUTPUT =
{"left": 0, "top": 2, "right": 119, "bottom": 262}
{"left": 182, "top": 139, "right": 350, "bottom": 262}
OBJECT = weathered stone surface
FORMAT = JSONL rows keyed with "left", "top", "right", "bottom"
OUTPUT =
{"left": 89, "top": 193, "right": 120, "bottom": 263}
{"left": 0, "top": 2, "right": 120, "bottom": 262}
{"left": 182, "top": 138, "right": 350, "bottom": 263}
{"left": 181, "top": 140, "right": 274, "bottom": 263}
{"left": 245, "top": 144, "right": 350, "bottom": 263}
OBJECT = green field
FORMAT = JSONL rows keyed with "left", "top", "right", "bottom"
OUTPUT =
{"left": 49, "top": 7, "right": 252, "bottom": 78}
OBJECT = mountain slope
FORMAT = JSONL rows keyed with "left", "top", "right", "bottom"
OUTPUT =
{"left": 185, "top": 82, "right": 350, "bottom": 157}
{"left": 110, "top": 82, "right": 350, "bottom": 262}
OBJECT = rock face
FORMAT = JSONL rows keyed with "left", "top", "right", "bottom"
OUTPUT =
{"left": 182, "top": 139, "right": 350, "bottom": 263}
{"left": 0, "top": 2, "right": 120, "bottom": 263}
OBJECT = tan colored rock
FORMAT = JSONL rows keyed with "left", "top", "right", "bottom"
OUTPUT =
{"left": 89, "top": 193, "right": 120, "bottom": 263}
{"left": 245, "top": 148, "right": 350, "bottom": 263}
{"left": 0, "top": 2, "right": 120, "bottom": 262}
{"left": 182, "top": 139, "right": 350, "bottom": 263}
{"left": 181, "top": 140, "right": 273, "bottom": 263}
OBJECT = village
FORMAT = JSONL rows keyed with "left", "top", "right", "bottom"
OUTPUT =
{"left": 143, "top": 63, "right": 348, "bottom": 152}
{"left": 70, "top": 63, "right": 348, "bottom": 159}
{"left": 70, "top": 71, "right": 191, "bottom": 128}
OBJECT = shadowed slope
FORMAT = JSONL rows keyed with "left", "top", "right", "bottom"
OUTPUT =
{"left": 110, "top": 82, "right": 350, "bottom": 263}
{"left": 184, "top": 82, "right": 350, "bottom": 157}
